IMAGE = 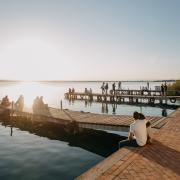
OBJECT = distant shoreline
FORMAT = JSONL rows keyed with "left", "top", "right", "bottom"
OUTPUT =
{"left": 0, "top": 79, "right": 177, "bottom": 83}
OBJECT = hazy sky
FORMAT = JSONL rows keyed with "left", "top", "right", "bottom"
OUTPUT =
{"left": 0, "top": 0, "right": 179, "bottom": 81}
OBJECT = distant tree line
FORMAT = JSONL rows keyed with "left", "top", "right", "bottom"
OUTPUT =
{"left": 167, "top": 80, "right": 180, "bottom": 95}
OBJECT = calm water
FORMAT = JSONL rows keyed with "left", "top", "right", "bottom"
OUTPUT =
{"left": 0, "top": 81, "right": 177, "bottom": 116}
{"left": 0, "top": 115, "right": 123, "bottom": 180}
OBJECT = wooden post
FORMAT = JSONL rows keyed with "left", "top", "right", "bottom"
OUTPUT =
{"left": 11, "top": 101, "right": 14, "bottom": 116}
{"left": 60, "top": 100, "right": 63, "bottom": 110}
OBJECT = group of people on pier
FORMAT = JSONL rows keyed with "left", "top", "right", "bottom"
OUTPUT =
{"left": 119, "top": 111, "right": 152, "bottom": 148}
{"left": 32, "top": 96, "right": 49, "bottom": 115}
{"left": 161, "top": 82, "right": 168, "bottom": 96}
{"left": 68, "top": 88, "right": 75, "bottom": 94}
{"left": 0, "top": 95, "right": 24, "bottom": 111}
{"left": 100, "top": 81, "right": 122, "bottom": 95}
{"left": 84, "top": 88, "right": 92, "bottom": 94}
{"left": 0, "top": 95, "right": 50, "bottom": 115}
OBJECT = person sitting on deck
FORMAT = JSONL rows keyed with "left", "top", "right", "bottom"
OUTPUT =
{"left": 32, "top": 96, "right": 49, "bottom": 115}
{"left": 138, "top": 113, "right": 153, "bottom": 144}
{"left": 14, "top": 95, "right": 24, "bottom": 111}
{"left": 1, "top": 95, "right": 11, "bottom": 107}
{"left": 119, "top": 111, "right": 150, "bottom": 148}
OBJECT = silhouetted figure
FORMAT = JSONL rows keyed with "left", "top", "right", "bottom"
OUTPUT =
{"left": 89, "top": 88, "right": 92, "bottom": 94}
{"left": 164, "top": 82, "right": 167, "bottom": 95}
{"left": 101, "top": 82, "right": 105, "bottom": 94}
{"left": 161, "top": 84, "right": 164, "bottom": 96}
{"left": 15, "top": 95, "right": 24, "bottom": 111}
{"left": 33, "top": 96, "right": 50, "bottom": 115}
{"left": 33, "top": 96, "right": 39, "bottom": 114}
{"left": 69, "top": 88, "right": 71, "bottom": 93}
{"left": 72, "top": 88, "right": 75, "bottom": 93}
{"left": 112, "top": 83, "right": 116, "bottom": 95}
{"left": 1, "top": 95, "right": 10, "bottom": 107}
{"left": 105, "top": 83, "right": 109, "bottom": 94}
{"left": 118, "top": 81, "right": 121, "bottom": 90}
{"left": 147, "top": 82, "right": 149, "bottom": 90}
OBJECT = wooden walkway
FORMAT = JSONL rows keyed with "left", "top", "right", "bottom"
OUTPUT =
{"left": 10, "top": 107, "right": 164, "bottom": 130}
{"left": 0, "top": 105, "right": 165, "bottom": 130}
{"left": 76, "top": 108, "right": 180, "bottom": 180}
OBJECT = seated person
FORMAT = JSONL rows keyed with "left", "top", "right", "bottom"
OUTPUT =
{"left": 139, "top": 112, "right": 153, "bottom": 144}
{"left": 14, "top": 95, "right": 24, "bottom": 111}
{"left": 1, "top": 95, "right": 11, "bottom": 107}
{"left": 32, "top": 96, "right": 49, "bottom": 115}
{"left": 119, "top": 111, "right": 148, "bottom": 148}
{"left": 146, "top": 121, "right": 153, "bottom": 144}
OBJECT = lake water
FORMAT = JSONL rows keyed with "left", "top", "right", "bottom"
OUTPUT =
{"left": 0, "top": 115, "right": 124, "bottom": 180}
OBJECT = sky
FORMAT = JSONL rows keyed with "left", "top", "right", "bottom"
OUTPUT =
{"left": 0, "top": 0, "right": 180, "bottom": 81}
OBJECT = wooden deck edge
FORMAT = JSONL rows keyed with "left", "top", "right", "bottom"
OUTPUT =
{"left": 75, "top": 147, "right": 138, "bottom": 180}
{"left": 75, "top": 108, "right": 180, "bottom": 180}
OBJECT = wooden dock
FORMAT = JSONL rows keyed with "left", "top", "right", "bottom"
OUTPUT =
{"left": 0, "top": 105, "right": 167, "bottom": 132}
{"left": 76, "top": 108, "right": 180, "bottom": 180}
{"left": 65, "top": 90, "right": 180, "bottom": 105}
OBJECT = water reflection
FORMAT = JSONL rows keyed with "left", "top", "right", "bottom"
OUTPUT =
{"left": 0, "top": 113, "right": 125, "bottom": 157}
{"left": 78, "top": 99, "right": 175, "bottom": 117}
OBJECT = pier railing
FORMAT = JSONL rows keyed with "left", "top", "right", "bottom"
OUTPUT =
{"left": 65, "top": 89, "right": 180, "bottom": 105}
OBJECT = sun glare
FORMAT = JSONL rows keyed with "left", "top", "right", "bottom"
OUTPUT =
{"left": 0, "top": 37, "right": 66, "bottom": 81}
{"left": 13, "top": 82, "right": 47, "bottom": 107}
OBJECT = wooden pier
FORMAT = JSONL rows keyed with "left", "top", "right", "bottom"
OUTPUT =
{"left": 76, "top": 108, "right": 180, "bottom": 180}
{"left": 0, "top": 105, "right": 167, "bottom": 132}
{"left": 65, "top": 89, "right": 180, "bottom": 105}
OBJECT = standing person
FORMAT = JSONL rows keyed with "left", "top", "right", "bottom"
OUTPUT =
{"left": 69, "top": 88, "right": 71, "bottom": 94}
{"left": 164, "top": 81, "right": 167, "bottom": 95}
{"left": 105, "top": 83, "right": 109, "bottom": 94}
{"left": 119, "top": 111, "right": 148, "bottom": 148}
{"left": 72, "top": 88, "right": 75, "bottom": 94}
{"left": 118, "top": 81, "right": 121, "bottom": 90}
{"left": 147, "top": 82, "right": 149, "bottom": 90}
{"left": 101, "top": 82, "right": 105, "bottom": 94}
{"left": 161, "top": 84, "right": 164, "bottom": 96}
{"left": 112, "top": 82, "right": 116, "bottom": 95}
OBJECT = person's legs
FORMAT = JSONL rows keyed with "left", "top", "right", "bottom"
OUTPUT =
{"left": 119, "top": 139, "right": 139, "bottom": 148}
